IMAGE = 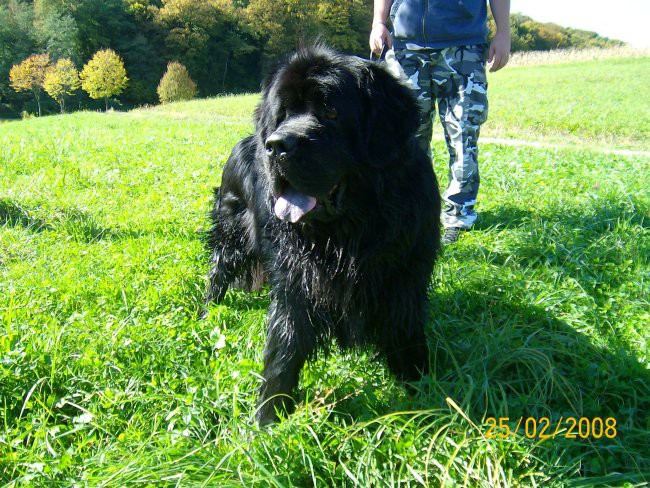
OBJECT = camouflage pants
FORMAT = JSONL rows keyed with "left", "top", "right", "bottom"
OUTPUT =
{"left": 394, "top": 45, "right": 489, "bottom": 229}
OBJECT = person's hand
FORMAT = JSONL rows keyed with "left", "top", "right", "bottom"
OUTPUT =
{"left": 369, "top": 22, "right": 392, "bottom": 55}
{"left": 488, "top": 31, "right": 511, "bottom": 72}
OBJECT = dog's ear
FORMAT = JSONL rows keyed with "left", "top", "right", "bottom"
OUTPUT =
{"left": 363, "top": 62, "right": 420, "bottom": 167}
{"left": 254, "top": 56, "right": 290, "bottom": 140}
{"left": 254, "top": 75, "right": 277, "bottom": 140}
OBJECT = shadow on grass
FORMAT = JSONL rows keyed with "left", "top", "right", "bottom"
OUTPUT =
{"left": 316, "top": 288, "right": 649, "bottom": 481}
{"left": 472, "top": 198, "right": 648, "bottom": 346}
{"left": 218, "top": 288, "right": 270, "bottom": 311}
{"left": 475, "top": 197, "right": 648, "bottom": 233}
{"left": 430, "top": 291, "right": 648, "bottom": 478}
{"left": 0, "top": 198, "right": 51, "bottom": 231}
{"left": 0, "top": 197, "right": 146, "bottom": 243}
{"left": 320, "top": 197, "right": 649, "bottom": 480}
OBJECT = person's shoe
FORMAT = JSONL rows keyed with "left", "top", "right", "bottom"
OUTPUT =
{"left": 442, "top": 227, "right": 463, "bottom": 245}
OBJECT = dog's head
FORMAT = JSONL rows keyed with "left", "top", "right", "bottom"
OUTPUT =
{"left": 254, "top": 45, "right": 420, "bottom": 224}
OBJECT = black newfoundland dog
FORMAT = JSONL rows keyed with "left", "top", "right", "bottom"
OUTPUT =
{"left": 205, "top": 46, "right": 441, "bottom": 426}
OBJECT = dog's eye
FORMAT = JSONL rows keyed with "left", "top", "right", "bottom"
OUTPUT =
{"left": 324, "top": 108, "right": 338, "bottom": 120}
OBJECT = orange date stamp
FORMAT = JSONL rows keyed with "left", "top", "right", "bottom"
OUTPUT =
{"left": 484, "top": 417, "right": 618, "bottom": 440}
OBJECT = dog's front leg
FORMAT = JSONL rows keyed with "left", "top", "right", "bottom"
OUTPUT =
{"left": 256, "top": 299, "right": 315, "bottom": 426}
{"left": 375, "top": 280, "right": 430, "bottom": 383}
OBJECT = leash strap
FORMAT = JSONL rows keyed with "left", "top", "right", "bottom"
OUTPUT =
{"left": 369, "top": 44, "right": 388, "bottom": 62}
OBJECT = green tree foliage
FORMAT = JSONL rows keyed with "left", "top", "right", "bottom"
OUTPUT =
{"left": 43, "top": 57, "right": 80, "bottom": 113}
{"left": 80, "top": 48, "right": 128, "bottom": 111}
{"left": 72, "top": 0, "right": 162, "bottom": 104}
{"left": 315, "top": 0, "right": 371, "bottom": 53}
{"left": 244, "top": 0, "right": 370, "bottom": 62}
{"left": 33, "top": 0, "right": 80, "bottom": 63}
{"left": 124, "top": 0, "right": 162, "bottom": 22}
{"left": 154, "top": 0, "right": 258, "bottom": 94}
{"left": 245, "top": 0, "right": 319, "bottom": 59}
{"left": 157, "top": 61, "right": 197, "bottom": 103}
{"left": 0, "top": 0, "right": 80, "bottom": 115}
{"left": 1, "top": 1, "right": 37, "bottom": 113}
{"left": 9, "top": 53, "right": 50, "bottom": 116}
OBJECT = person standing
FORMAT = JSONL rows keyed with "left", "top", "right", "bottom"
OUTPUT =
{"left": 370, "top": 0, "right": 511, "bottom": 244}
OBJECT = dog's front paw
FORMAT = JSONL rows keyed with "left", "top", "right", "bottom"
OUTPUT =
{"left": 256, "top": 394, "right": 295, "bottom": 427}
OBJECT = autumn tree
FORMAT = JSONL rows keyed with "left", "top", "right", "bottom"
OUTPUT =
{"left": 80, "top": 48, "right": 128, "bottom": 111}
{"left": 44, "top": 58, "right": 80, "bottom": 113}
{"left": 9, "top": 53, "right": 51, "bottom": 116}
{"left": 157, "top": 61, "right": 197, "bottom": 103}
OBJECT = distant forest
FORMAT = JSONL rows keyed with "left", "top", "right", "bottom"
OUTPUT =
{"left": 0, "top": 0, "right": 625, "bottom": 116}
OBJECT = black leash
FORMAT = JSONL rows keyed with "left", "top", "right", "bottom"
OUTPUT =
{"left": 369, "top": 44, "right": 389, "bottom": 62}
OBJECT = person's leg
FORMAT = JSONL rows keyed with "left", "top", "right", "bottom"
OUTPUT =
{"left": 432, "top": 45, "right": 488, "bottom": 238}
{"left": 394, "top": 49, "right": 435, "bottom": 158}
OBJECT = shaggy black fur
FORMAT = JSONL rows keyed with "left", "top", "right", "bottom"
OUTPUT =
{"left": 205, "top": 46, "right": 441, "bottom": 426}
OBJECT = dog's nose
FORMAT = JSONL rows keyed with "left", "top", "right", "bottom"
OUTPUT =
{"left": 265, "top": 133, "right": 297, "bottom": 159}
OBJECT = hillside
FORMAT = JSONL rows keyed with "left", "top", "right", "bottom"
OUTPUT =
{"left": 1, "top": 55, "right": 648, "bottom": 486}
{"left": 1, "top": 0, "right": 628, "bottom": 116}
{"left": 497, "top": 13, "right": 625, "bottom": 52}
{"left": 485, "top": 55, "right": 650, "bottom": 151}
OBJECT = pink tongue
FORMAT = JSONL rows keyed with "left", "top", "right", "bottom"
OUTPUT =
{"left": 274, "top": 188, "right": 317, "bottom": 223}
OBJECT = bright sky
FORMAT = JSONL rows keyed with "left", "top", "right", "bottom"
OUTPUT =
{"left": 509, "top": 0, "right": 650, "bottom": 48}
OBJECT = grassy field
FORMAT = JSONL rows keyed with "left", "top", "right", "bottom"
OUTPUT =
{"left": 485, "top": 56, "right": 650, "bottom": 151}
{"left": 1, "top": 55, "right": 649, "bottom": 486}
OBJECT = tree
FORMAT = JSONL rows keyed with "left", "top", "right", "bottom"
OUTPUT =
{"left": 73, "top": 0, "right": 138, "bottom": 61}
{"left": 0, "top": 2, "right": 36, "bottom": 108}
{"left": 72, "top": 0, "right": 161, "bottom": 104}
{"left": 33, "top": 0, "right": 80, "bottom": 63}
{"left": 157, "top": 61, "right": 197, "bottom": 103}
{"left": 43, "top": 58, "right": 80, "bottom": 113}
{"left": 80, "top": 48, "right": 128, "bottom": 111}
{"left": 154, "top": 0, "right": 257, "bottom": 94}
{"left": 242, "top": 0, "right": 371, "bottom": 70}
{"left": 9, "top": 53, "right": 51, "bottom": 116}
{"left": 245, "top": 0, "right": 320, "bottom": 60}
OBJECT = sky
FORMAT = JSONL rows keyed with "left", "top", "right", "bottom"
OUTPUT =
{"left": 509, "top": 0, "right": 650, "bottom": 48}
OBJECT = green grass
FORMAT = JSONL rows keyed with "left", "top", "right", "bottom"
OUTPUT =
{"left": 485, "top": 56, "right": 650, "bottom": 151}
{"left": 1, "top": 58, "right": 649, "bottom": 486}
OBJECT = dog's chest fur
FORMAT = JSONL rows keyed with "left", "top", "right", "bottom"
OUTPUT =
{"left": 268, "top": 220, "right": 404, "bottom": 340}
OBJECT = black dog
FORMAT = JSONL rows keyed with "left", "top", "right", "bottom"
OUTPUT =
{"left": 205, "top": 46, "right": 441, "bottom": 426}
